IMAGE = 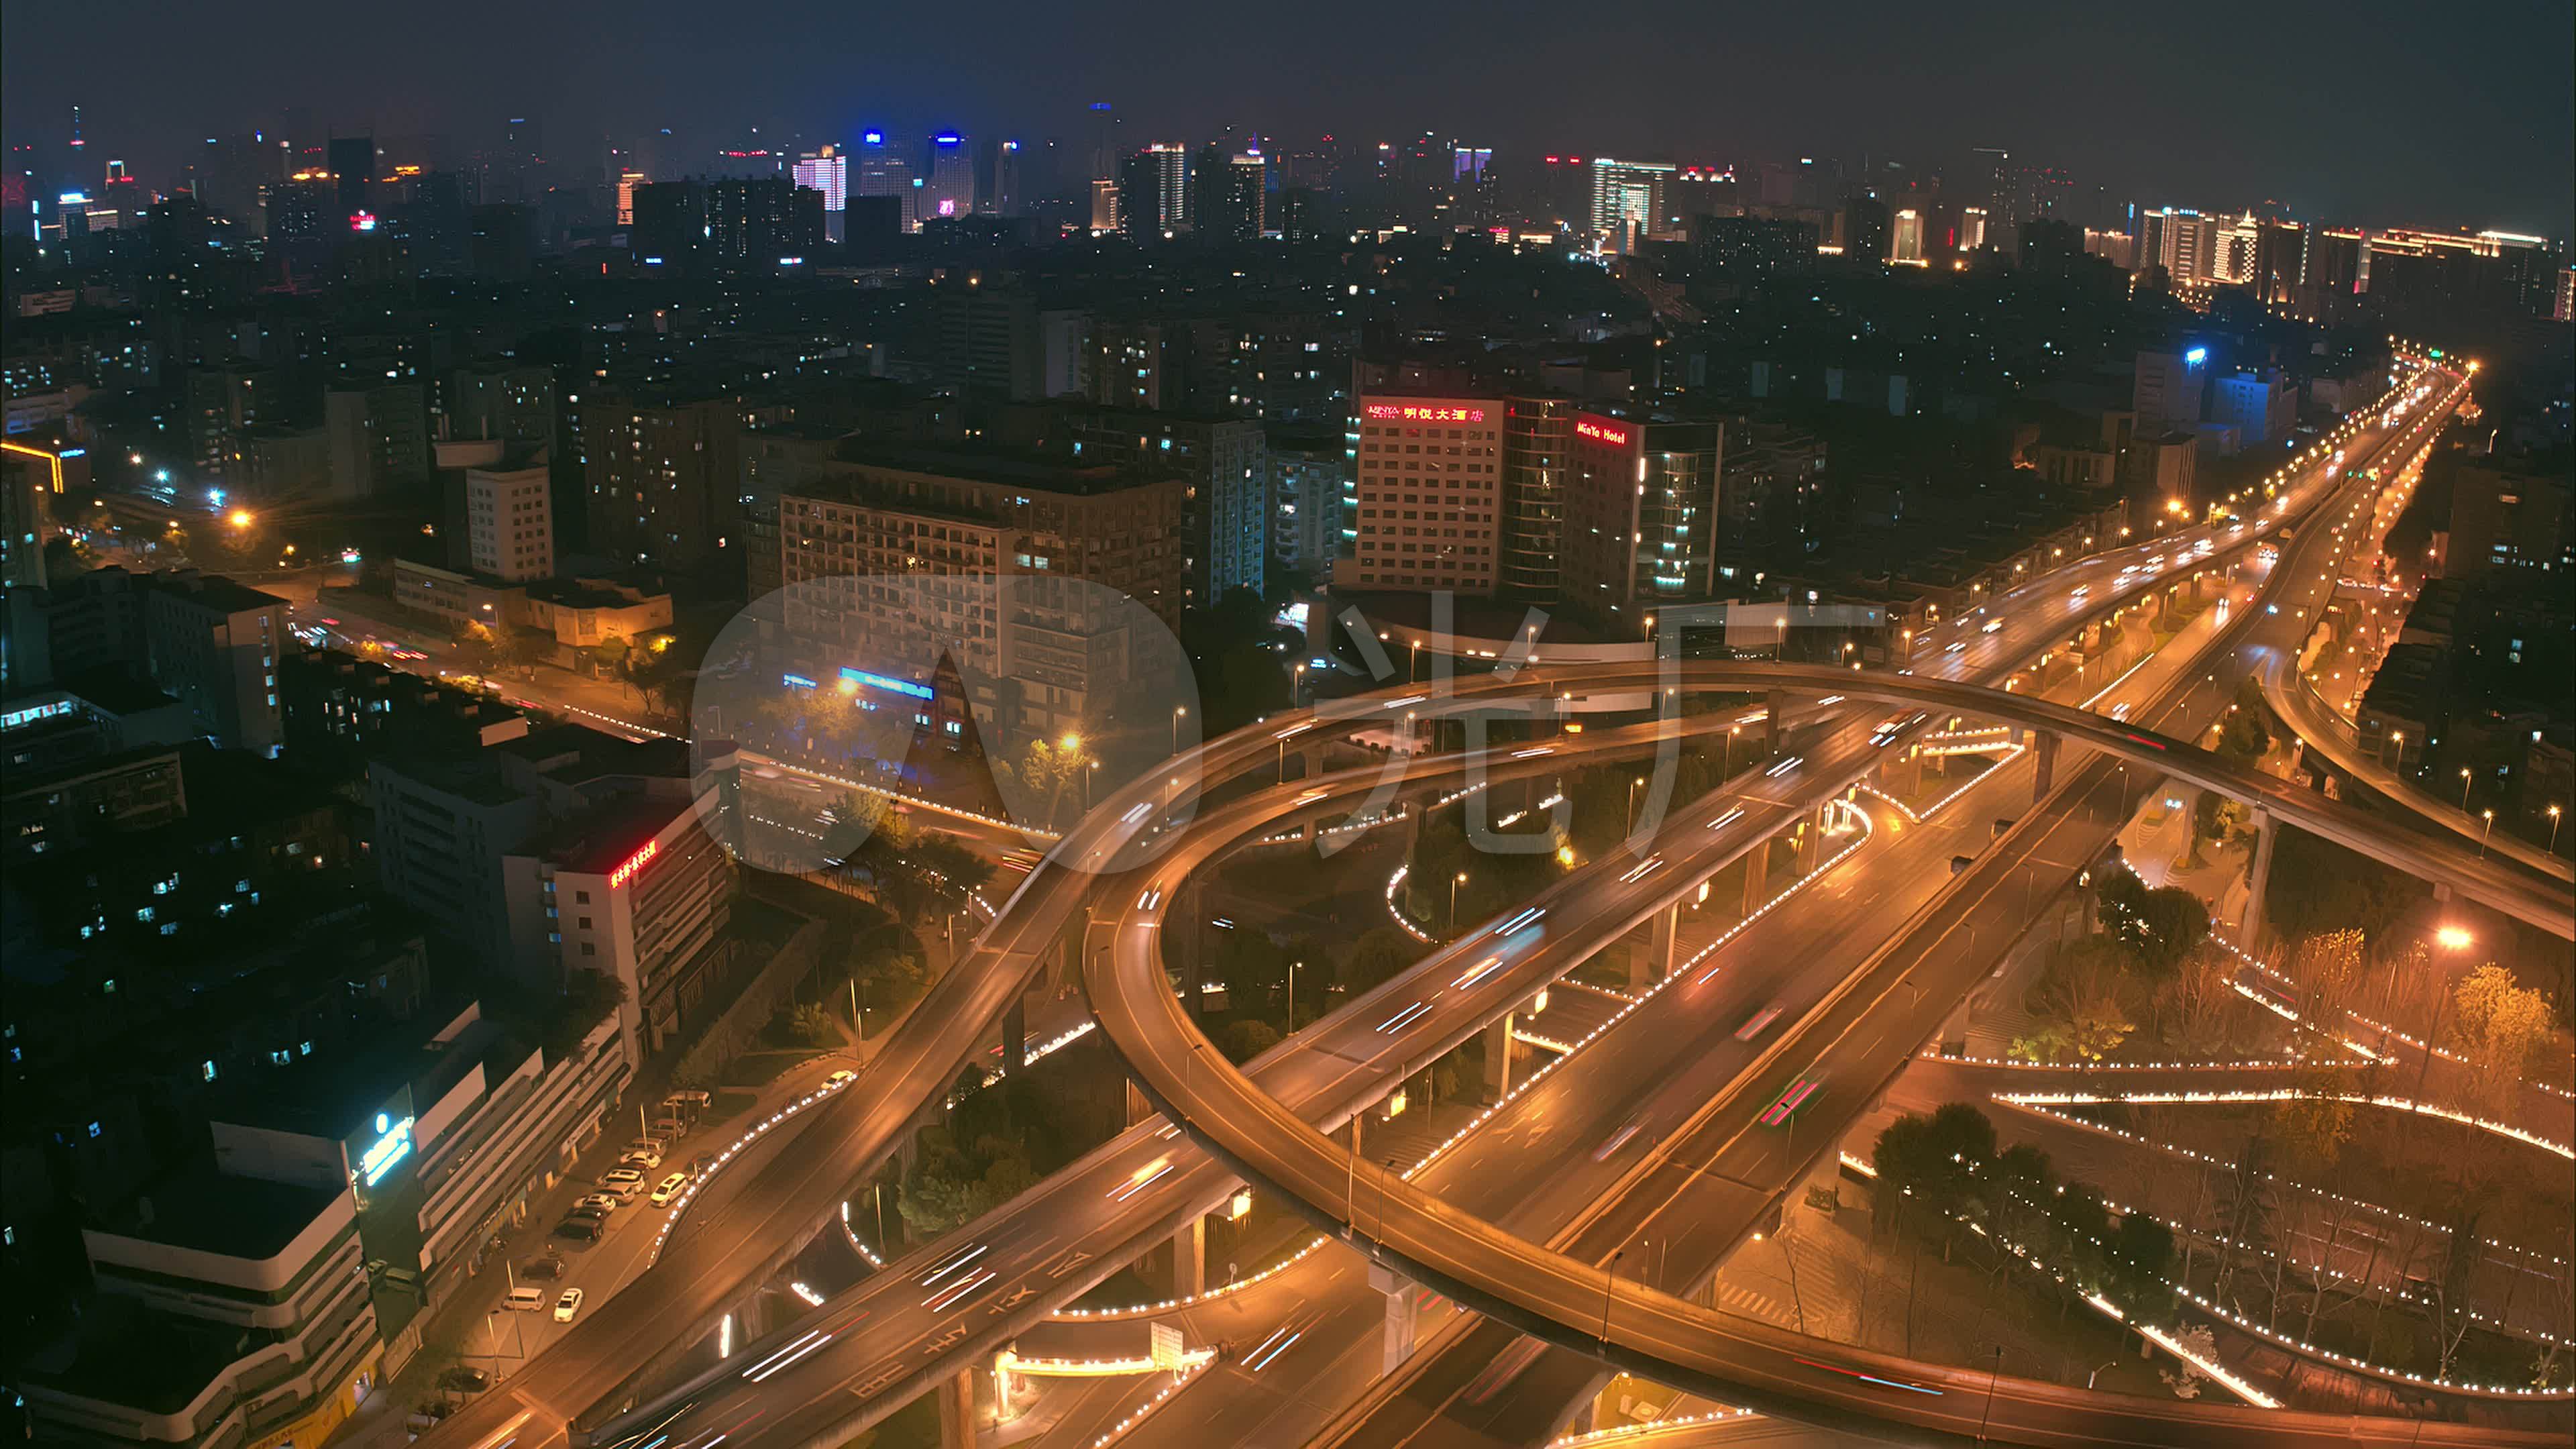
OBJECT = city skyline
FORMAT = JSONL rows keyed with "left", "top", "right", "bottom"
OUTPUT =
{"left": 3, "top": 0, "right": 2573, "bottom": 234}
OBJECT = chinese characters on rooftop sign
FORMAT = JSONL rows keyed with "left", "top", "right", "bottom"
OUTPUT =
{"left": 1363, "top": 404, "right": 1487, "bottom": 423}
{"left": 610, "top": 840, "right": 659, "bottom": 890}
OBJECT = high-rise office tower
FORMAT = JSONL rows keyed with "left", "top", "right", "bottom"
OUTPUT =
{"left": 1589, "top": 158, "right": 1674, "bottom": 250}
{"left": 1840, "top": 195, "right": 1890, "bottom": 260}
{"left": 327, "top": 136, "right": 376, "bottom": 227}
{"left": 1891, "top": 207, "right": 1925, "bottom": 263}
{"left": 792, "top": 146, "right": 847, "bottom": 240}
{"left": 706, "top": 178, "right": 824, "bottom": 263}
{"left": 853, "top": 131, "right": 918, "bottom": 233}
{"left": 616, "top": 169, "right": 647, "bottom": 226}
{"left": 924, "top": 133, "right": 975, "bottom": 221}
{"left": 1499, "top": 397, "right": 1575, "bottom": 600}
{"left": 1152, "top": 144, "right": 1189, "bottom": 231}
{"left": 1189, "top": 146, "right": 1265, "bottom": 242}
{"left": 1117, "top": 152, "right": 1163, "bottom": 241}
{"left": 987, "top": 140, "right": 1021, "bottom": 216}
{"left": 2137, "top": 207, "right": 2216, "bottom": 284}
{"left": 1084, "top": 102, "right": 1120, "bottom": 181}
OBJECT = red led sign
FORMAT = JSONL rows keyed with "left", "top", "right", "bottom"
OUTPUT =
{"left": 610, "top": 840, "right": 659, "bottom": 889}
{"left": 1574, "top": 416, "right": 1632, "bottom": 447}
{"left": 1364, "top": 404, "right": 1487, "bottom": 423}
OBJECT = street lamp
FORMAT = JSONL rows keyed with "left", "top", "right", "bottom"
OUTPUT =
{"left": 1287, "top": 960, "right": 1301, "bottom": 1032}
{"left": 1627, "top": 775, "right": 1645, "bottom": 833}
{"left": 2479, "top": 808, "right": 2493, "bottom": 857}
{"left": 2551, "top": 804, "right": 2565, "bottom": 855}
{"left": 1599, "top": 1250, "right": 1624, "bottom": 1344}
{"left": 1171, "top": 706, "right": 1187, "bottom": 755}
{"left": 1450, "top": 871, "right": 1468, "bottom": 931}
{"left": 2458, "top": 767, "right": 2473, "bottom": 812}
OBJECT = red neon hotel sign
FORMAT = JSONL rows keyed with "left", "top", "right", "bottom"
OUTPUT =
{"left": 1364, "top": 403, "right": 1487, "bottom": 423}
{"left": 1574, "top": 416, "right": 1632, "bottom": 447}
{"left": 610, "top": 841, "right": 659, "bottom": 889}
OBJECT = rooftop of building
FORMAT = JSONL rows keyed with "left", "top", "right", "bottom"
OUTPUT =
{"left": 373, "top": 749, "right": 531, "bottom": 808}
{"left": 527, "top": 793, "right": 699, "bottom": 875}
{"left": 0, "top": 739, "right": 182, "bottom": 799}
{"left": 204, "top": 991, "right": 482, "bottom": 1143}
{"left": 748, "top": 419, "right": 859, "bottom": 443}
{"left": 85, "top": 1165, "right": 350, "bottom": 1262}
{"left": 464, "top": 443, "right": 552, "bottom": 474}
{"left": 495, "top": 720, "right": 692, "bottom": 786}
{"left": 54, "top": 664, "right": 185, "bottom": 716}
{"left": 25, "top": 1277, "right": 327, "bottom": 1413}
{"left": 148, "top": 570, "right": 287, "bottom": 616}
{"left": 804, "top": 442, "right": 1181, "bottom": 500}
{"left": 524, "top": 573, "right": 672, "bottom": 610}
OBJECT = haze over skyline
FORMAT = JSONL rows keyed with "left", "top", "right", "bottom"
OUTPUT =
{"left": 5, "top": 0, "right": 2570, "bottom": 233}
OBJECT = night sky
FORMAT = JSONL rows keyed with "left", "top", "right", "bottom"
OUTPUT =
{"left": 6, "top": 0, "right": 2569, "bottom": 233}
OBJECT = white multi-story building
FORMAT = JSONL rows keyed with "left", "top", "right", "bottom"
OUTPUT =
{"left": 464, "top": 451, "right": 554, "bottom": 584}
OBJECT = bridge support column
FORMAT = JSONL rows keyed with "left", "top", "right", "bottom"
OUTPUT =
{"left": 2033, "top": 731, "right": 2058, "bottom": 803}
{"left": 1172, "top": 1215, "right": 1206, "bottom": 1297}
{"left": 1880, "top": 748, "right": 1921, "bottom": 796}
{"left": 1125, "top": 1077, "right": 1155, "bottom": 1128}
{"left": 936, "top": 1365, "right": 977, "bottom": 1449}
{"left": 1369, "top": 1263, "right": 1419, "bottom": 1373}
{"left": 1741, "top": 837, "right": 1774, "bottom": 914}
{"left": 1484, "top": 1014, "right": 1515, "bottom": 1102}
{"left": 733, "top": 1290, "right": 773, "bottom": 1344}
{"left": 1765, "top": 690, "right": 1786, "bottom": 757}
{"left": 1300, "top": 743, "right": 1326, "bottom": 780}
{"left": 1635, "top": 904, "right": 1678, "bottom": 991}
{"left": 2241, "top": 807, "right": 2278, "bottom": 953}
{"left": 1002, "top": 998, "right": 1026, "bottom": 1074}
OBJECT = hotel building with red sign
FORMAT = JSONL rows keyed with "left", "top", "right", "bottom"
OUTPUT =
{"left": 1338, "top": 394, "right": 1505, "bottom": 592}
{"left": 1563, "top": 410, "right": 1727, "bottom": 621}
{"left": 511, "top": 796, "right": 734, "bottom": 1057}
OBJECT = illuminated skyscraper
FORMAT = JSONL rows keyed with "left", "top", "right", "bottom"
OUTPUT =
{"left": 792, "top": 146, "right": 847, "bottom": 239}
{"left": 1084, "top": 101, "right": 1120, "bottom": 182}
{"left": 1588, "top": 157, "right": 1674, "bottom": 250}
{"left": 853, "top": 131, "right": 917, "bottom": 233}
{"left": 1891, "top": 207, "right": 1925, "bottom": 263}
{"left": 924, "top": 132, "right": 975, "bottom": 221}
{"left": 1152, "top": 144, "right": 1190, "bottom": 231}
{"left": 615, "top": 169, "right": 647, "bottom": 226}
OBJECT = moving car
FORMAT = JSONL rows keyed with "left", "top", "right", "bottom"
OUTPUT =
{"left": 553, "top": 1287, "right": 585, "bottom": 1322}
{"left": 650, "top": 1171, "right": 693, "bottom": 1207}
{"left": 826, "top": 1069, "right": 857, "bottom": 1087}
